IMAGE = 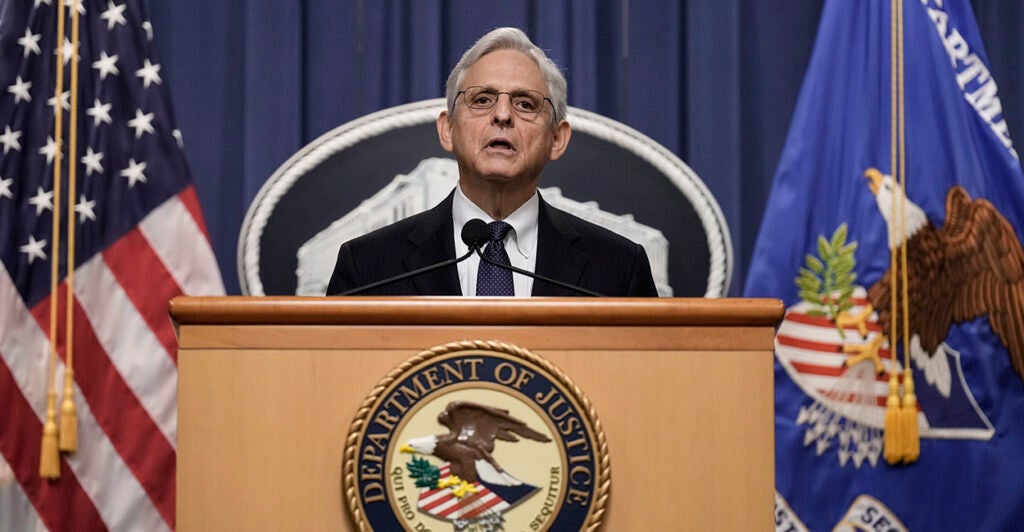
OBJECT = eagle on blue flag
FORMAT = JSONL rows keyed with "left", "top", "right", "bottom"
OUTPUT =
{"left": 746, "top": 0, "right": 1024, "bottom": 530}
{"left": 852, "top": 168, "right": 1024, "bottom": 384}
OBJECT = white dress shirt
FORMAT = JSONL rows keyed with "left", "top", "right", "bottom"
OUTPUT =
{"left": 452, "top": 185, "right": 539, "bottom": 297}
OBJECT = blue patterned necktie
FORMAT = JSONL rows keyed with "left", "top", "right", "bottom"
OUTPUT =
{"left": 476, "top": 221, "right": 515, "bottom": 296}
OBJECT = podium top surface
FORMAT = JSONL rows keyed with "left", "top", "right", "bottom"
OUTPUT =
{"left": 170, "top": 296, "right": 783, "bottom": 327}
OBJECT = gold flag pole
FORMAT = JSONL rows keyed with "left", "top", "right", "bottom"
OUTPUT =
{"left": 40, "top": 0, "right": 68, "bottom": 480}
{"left": 59, "top": 0, "right": 82, "bottom": 454}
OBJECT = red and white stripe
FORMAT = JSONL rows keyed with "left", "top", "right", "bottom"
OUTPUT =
{"left": 775, "top": 294, "right": 905, "bottom": 425}
{"left": 417, "top": 464, "right": 511, "bottom": 521}
{"left": 0, "top": 187, "right": 224, "bottom": 531}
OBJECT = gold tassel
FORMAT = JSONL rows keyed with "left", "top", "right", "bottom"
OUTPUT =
{"left": 882, "top": 372, "right": 903, "bottom": 465}
{"left": 39, "top": 391, "right": 61, "bottom": 479}
{"left": 59, "top": 369, "right": 78, "bottom": 452}
{"left": 899, "top": 369, "right": 920, "bottom": 462}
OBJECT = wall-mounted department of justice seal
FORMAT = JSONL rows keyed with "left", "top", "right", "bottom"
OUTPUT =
{"left": 342, "top": 341, "right": 609, "bottom": 532}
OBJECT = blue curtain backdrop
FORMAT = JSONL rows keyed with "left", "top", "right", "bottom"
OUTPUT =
{"left": 145, "top": 0, "right": 1024, "bottom": 295}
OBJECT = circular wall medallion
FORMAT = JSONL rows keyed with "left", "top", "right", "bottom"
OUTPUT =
{"left": 343, "top": 340, "right": 609, "bottom": 532}
{"left": 239, "top": 98, "right": 732, "bottom": 298}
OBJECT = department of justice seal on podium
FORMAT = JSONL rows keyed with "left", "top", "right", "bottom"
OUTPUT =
{"left": 342, "top": 340, "right": 609, "bottom": 532}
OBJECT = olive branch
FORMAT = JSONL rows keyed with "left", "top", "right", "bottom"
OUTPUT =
{"left": 796, "top": 224, "right": 858, "bottom": 337}
{"left": 406, "top": 456, "right": 441, "bottom": 488}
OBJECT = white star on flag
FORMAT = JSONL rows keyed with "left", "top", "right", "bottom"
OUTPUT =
{"left": 173, "top": 129, "right": 184, "bottom": 148}
{"left": 67, "top": 0, "right": 86, "bottom": 16}
{"left": 87, "top": 98, "right": 113, "bottom": 126}
{"left": 19, "top": 235, "right": 47, "bottom": 264}
{"left": 18, "top": 29, "right": 42, "bottom": 57}
{"left": 127, "top": 109, "right": 155, "bottom": 138}
{"left": 47, "top": 90, "right": 70, "bottom": 111}
{"left": 135, "top": 59, "right": 162, "bottom": 88}
{"left": 0, "top": 126, "right": 22, "bottom": 154}
{"left": 7, "top": 76, "right": 32, "bottom": 103}
{"left": 81, "top": 147, "right": 105, "bottom": 176}
{"left": 0, "top": 176, "right": 12, "bottom": 199}
{"left": 101, "top": 1, "right": 128, "bottom": 30}
{"left": 33, "top": 0, "right": 52, "bottom": 7}
{"left": 75, "top": 195, "right": 97, "bottom": 223}
{"left": 58, "top": 37, "right": 78, "bottom": 65}
{"left": 120, "top": 158, "right": 147, "bottom": 187}
{"left": 28, "top": 186, "right": 54, "bottom": 216}
{"left": 39, "top": 136, "right": 58, "bottom": 164}
{"left": 142, "top": 21, "right": 153, "bottom": 41}
{"left": 92, "top": 51, "right": 120, "bottom": 79}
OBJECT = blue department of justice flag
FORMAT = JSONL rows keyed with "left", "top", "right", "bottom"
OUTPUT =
{"left": 0, "top": 1, "right": 223, "bottom": 530}
{"left": 745, "top": 0, "right": 1024, "bottom": 530}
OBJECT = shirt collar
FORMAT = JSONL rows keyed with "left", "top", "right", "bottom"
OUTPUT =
{"left": 453, "top": 185, "right": 539, "bottom": 259}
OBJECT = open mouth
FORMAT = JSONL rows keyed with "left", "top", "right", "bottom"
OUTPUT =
{"left": 486, "top": 139, "right": 515, "bottom": 152}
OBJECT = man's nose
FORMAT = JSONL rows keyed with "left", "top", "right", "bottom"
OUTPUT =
{"left": 491, "top": 94, "right": 514, "bottom": 124}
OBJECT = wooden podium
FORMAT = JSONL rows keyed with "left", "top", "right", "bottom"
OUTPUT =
{"left": 171, "top": 296, "right": 783, "bottom": 531}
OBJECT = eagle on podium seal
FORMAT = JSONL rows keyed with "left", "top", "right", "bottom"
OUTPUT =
{"left": 342, "top": 341, "right": 609, "bottom": 531}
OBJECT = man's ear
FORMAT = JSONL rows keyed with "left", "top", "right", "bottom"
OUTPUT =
{"left": 548, "top": 120, "right": 572, "bottom": 161}
{"left": 437, "top": 110, "right": 454, "bottom": 152}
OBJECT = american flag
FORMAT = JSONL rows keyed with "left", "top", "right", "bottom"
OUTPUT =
{"left": 0, "top": 1, "right": 224, "bottom": 530}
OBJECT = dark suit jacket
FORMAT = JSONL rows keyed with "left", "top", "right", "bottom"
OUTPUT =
{"left": 325, "top": 191, "right": 658, "bottom": 297}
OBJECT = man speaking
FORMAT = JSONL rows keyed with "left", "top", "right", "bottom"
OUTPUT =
{"left": 326, "top": 27, "right": 657, "bottom": 297}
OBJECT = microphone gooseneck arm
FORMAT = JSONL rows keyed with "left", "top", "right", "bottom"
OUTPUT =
{"left": 473, "top": 247, "right": 605, "bottom": 297}
{"left": 336, "top": 219, "right": 604, "bottom": 297}
{"left": 339, "top": 247, "right": 476, "bottom": 296}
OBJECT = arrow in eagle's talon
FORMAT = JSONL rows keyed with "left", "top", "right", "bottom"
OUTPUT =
{"left": 836, "top": 304, "right": 874, "bottom": 339}
{"left": 841, "top": 335, "right": 886, "bottom": 375}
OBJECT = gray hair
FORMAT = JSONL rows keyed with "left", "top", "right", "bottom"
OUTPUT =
{"left": 444, "top": 27, "right": 568, "bottom": 126}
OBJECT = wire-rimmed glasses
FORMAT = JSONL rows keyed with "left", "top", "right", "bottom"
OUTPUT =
{"left": 457, "top": 86, "right": 552, "bottom": 116}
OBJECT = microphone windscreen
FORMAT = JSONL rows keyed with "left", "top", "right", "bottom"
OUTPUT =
{"left": 461, "top": 219, "right": 491, "bottom": 249}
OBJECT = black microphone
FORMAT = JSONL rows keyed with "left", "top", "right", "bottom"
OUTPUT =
{"left": 467, "top": 218, "right": 605, "bottom": 297}
{"left": 461, "top": 218, "right": 491, "bottom": 251}
{"left": 338, "top": 221, "right": 487, "bottom": 296}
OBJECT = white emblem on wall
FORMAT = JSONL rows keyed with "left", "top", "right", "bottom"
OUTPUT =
{"left": 296, "top": 157, "right": 672, "bottom": 296}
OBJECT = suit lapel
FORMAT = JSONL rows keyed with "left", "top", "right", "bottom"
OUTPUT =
{"left": 533, "top": 196, "right": 590, "bottom": 296}
{"left": 403, "top": 192, "right": 461, "bottom": 295}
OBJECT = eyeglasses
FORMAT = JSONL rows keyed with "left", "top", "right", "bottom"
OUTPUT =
{"left": 457, "top": 86, "right": 552, "bottom": 115}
